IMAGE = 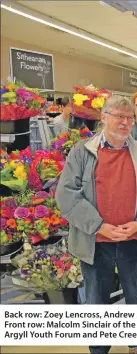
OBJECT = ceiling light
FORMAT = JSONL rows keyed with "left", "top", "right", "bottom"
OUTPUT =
{"left": 1, "top": 3, "right": 137, "bottom": 60}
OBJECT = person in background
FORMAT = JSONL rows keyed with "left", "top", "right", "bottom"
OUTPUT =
{"left": 131, "top": 92, "right": 137, "bottom": 140}
{"left": 56, "top": 96, "right": 137, "bottom": 354}
{"left": 52, "top": 97, "right": 71, "bottom": 136}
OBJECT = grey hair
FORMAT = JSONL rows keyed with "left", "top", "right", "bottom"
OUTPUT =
{"left": 102, "top": 95, "right": 135, "bottom": 114}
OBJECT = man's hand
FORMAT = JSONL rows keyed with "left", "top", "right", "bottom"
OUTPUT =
{"left": 117, "top": 221, "right": 137, "bottom": 237}
{"left": 98, "top": 223, "right": 129, "bottom": 241}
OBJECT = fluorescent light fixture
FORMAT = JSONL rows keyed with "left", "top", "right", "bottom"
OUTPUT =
{"left": 1, "top": 3, "right": 137, "bottom": 59}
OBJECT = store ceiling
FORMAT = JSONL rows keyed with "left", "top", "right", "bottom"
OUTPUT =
{"left": 1, "top": 0, "right": 137, "bottom": 70}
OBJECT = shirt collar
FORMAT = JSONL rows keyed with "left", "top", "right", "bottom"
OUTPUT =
{"left": 100, "top": 132, "right": 129, "bottom": 150}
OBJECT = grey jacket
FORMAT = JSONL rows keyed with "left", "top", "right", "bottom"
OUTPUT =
{"left": 56, "top": 132, "right": 137, "bottom": 265}
{"left": 132, "top": 123, "right": 137, "bottom": 140}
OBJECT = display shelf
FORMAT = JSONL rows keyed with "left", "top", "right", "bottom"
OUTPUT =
{"left": 1, "top": 134, "right": 15, "bottom": 143}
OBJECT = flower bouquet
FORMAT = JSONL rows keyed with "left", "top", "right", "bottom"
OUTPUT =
{"left": 11, "top": 245, "right": 83, "bottom": 292}
{"left": 7, "top": 190, "right": 68, "bottom": 245}
{"left": 0, "top": 80, "right": 46, "bottom": 121}
{"left": 0, "top": 147, "right": 32, "bottom": 191}
{"left": 50, "top": 128, "right": 92, "bottom": 156}
{"left": 28, "top": 150, "right": 65, "bottom": 191}
{"left": 72, "top": 84, "right": 111, "bottom": 120}
{"left": 0, "top": 197, "right": 23, "bottom": 256}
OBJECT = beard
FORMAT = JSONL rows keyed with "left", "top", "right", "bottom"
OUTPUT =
{"left": 109, "top": 131, "right": 129, "bottom": 141}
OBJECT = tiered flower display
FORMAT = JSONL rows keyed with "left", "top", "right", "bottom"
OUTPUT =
{"left": 0, "top": 80, "right": 46, "bottom": 121}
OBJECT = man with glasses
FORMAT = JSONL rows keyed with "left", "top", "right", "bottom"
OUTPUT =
{"left": 56, "top": 96, "right": 137, "bottom": 354}
{"left": 131, "top": 92, "right": 137, "bottom": 140}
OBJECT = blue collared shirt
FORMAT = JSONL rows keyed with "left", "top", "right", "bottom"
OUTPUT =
{"left": 100, "top": 132, "right": 129, "bottom": 149}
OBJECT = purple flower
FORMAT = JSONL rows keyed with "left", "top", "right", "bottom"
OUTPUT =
{"left": 34, "top": 251, "right": 47, "bottom": 260}
{"left": 36, "top": 265, "right": 42, "bottom": 271}
{"left": 1, "top": 218, "right": 6, "bottom": 229}
{"left": 1, "top": 88, "right": 9, "bottom": 94}
{"left": 35, "top": 205, "right": 48, "bottom": 219}
{"left": 4, "top": 198, "right": 16, "bottom": 208}
{"left": 81, "top": 132, "right": 92, "bottom": 137}
{"left": 51, "top": 138, "right": 66, "bottom": 150}
{"left": 36, "top": 191, "right": 50, "bottom": 198}
{"left": 21, "top": 268, "right": 31, "bottom": 279}
{"left": 14, "top": 207, "right": 29, "bottom": 219}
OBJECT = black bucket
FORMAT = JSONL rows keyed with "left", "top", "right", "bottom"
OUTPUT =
{"left": 1, "top": 118, "right": 30, "bottom": 152}
{"left": 43, "top": 287, "right": 78, "bottom": 304}
{"left": 0, "top": 238, "right": 24, "bottom": 256}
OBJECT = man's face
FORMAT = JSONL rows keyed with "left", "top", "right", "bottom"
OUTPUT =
{"left": 101, "top": 107, "right": 134, "bottom": 141}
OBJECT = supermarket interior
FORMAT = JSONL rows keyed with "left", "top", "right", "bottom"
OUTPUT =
{"left": 0, "top": 1, "right": 137, "bottom": 354}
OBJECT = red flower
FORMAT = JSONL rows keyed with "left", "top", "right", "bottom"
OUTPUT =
{"left": 9, "top": 152, "right": 19, "bottom": 160}
{"left": 24, "top": 218, "right": 31, "bottom": 223}
{"left": 51, "top": 190, "right": 56, "bottom": 197}
{"left": 54, "top": 260, "right": 65, "bottom": 269}
{"left": 60, "top": 218, "right": 68, "bottom": 227}
{"left": 1, "top": 207, "right": 14, "bottom": 218}
{"left": 7, "top": 234, "right": 12, "bottom": 240}
{"left": 65, "top": 262, "right": 73, "bottom": 271}
{"left": 28, "top": 207, "right": 35, "bottom": 216}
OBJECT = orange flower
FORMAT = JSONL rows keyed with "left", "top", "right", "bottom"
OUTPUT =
{"left": 50, "top": 214, "right": 60, "bottom": 225}
{"left": 32, "top": 198, "right": 44, "bottom": 205}
{"left": 42, "top": 217, "right": 51, "bottom": 228}
{"left": 59, "top": 132, "right": 70, "bottom": 139}
{"left": 1, "top": 210, "right": 5, "bottom": 217}
{"left": 28, "top": 207, "right": 35, "bottom": 215}
{"left": 24, "top": 218, "right": 31, "bottom": 223}
{"left": 7, "top": 219, "right": 16, "bottom": 229}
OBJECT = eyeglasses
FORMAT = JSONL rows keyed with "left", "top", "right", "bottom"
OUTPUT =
{"left": 104, "top": 112, "right": 134, "bottom": 121}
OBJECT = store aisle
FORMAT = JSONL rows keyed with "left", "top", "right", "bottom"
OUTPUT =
{"left": 1, "top": 345, "right": 129, "bottom": 353}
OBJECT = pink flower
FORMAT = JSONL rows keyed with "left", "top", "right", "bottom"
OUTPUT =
{"left": 35, "top": 205, "right": 48, "bottom": 219}
{"left": 14, "top": 207, "right": 29, "bottom": 219}
{"left": 54, "top": 260, "right": 65, "bottom": 269}
{"left": 60, "top": 218, "right": 68, "bottom": 227}
{"left": 65, "top": 262, "right": 73, "bottom": 270}
{"left": 35, "top": 191, "right": 50, "bottom": 198}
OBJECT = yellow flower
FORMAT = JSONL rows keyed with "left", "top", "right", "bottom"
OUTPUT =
{"left": 91, "top": 97, "right": 104, "bottom": 109}
{"left": 73, "top": 93, "right": 89, "bottom": 106}
{"left": 71, "top": 129, "right": 80, "bottom": 134}
{"left": 1, "top": 159, "right": 6, "bottom": 164}
{"left": 7, "top": 84, "right": 15, "bottom": 91}
{"left": 10, "top": 160, "right": 18, "bottom": 169}
{"left": 20, "top": 172, "right": 27, "bottom": 180}
{"left": 13, "top": 165, "right": 25, "bottom": 178}
{"left": 54, "top": 209, "right": 61, "bottom": 216}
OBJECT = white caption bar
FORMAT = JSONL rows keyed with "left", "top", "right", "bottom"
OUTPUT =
{"left": 0, "top": 305, "right": 137, "bottom": 346}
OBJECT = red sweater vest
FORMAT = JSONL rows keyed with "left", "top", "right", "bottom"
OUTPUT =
{"left": 95, "top": 147, "right": 137, "bottom": 242}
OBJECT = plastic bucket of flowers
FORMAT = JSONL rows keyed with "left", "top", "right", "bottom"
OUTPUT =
{"left": 11, "top": 190, "right": 69, "bottom": 247}
{"left": 11, "top": 244, "right": 83, "bottom": 304}
{"left": 0, "top": 197, "right": 24, "bottom": 256}
{"left": 0, "top": 81, "right": 46, "bottom": 152}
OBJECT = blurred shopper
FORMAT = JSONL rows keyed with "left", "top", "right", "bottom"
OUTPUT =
{"left": 131, "top": 92, "right": 137, "bottom": 140}
{"left": 53, "top": 97, "right": 71, "bottom": 136}
{"left": 56, "top": 96, "right": 137, "bottom": 354}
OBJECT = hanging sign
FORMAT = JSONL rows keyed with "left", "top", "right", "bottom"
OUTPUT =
{"left": 123, "top": 69, "right": 137, "bottom": 88}
{"left": 9, "top": 47, "right": 54, "bottom": 90}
